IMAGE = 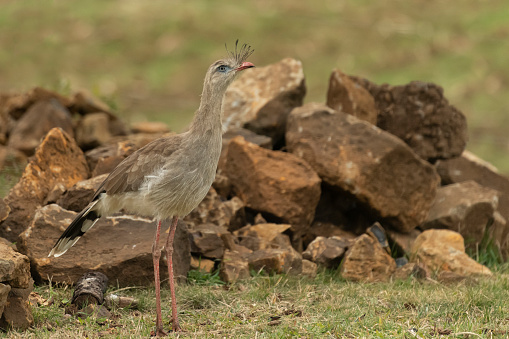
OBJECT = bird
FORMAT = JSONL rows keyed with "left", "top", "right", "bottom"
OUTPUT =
{"left": 48, "top": 41, "right": 254, "bottom": 335}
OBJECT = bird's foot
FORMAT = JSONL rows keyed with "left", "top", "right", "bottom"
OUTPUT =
{"left": 171, "top": 320, "right": 182, "bottom": 332}
{"left": 150, "top": 327, "right": 168, "bottom": 337}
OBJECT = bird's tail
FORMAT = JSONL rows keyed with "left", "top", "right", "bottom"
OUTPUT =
{"left": 48, "top": 201, "right": 100, "bottom": 257}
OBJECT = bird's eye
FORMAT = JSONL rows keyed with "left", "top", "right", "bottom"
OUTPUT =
{"left": 217, "top": 65, "right": 228, "bottom": 73}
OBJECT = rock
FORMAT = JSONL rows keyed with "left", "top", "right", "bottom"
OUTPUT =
{"left": 225, "top": 136, "right": 321, "bottom": 240}
{"left": 0, "top": 200, "right": 10, "bottom": 224}
{"left": 223, "top": 58, "right": 306, "bottom": 145}
{"left": 392, "top": 263, "right": 429, "bottom": 280}
{"left": 185, "top": 187, "right": 245, "bottom": 232}
{"left": 131, "top": 121, "right": 170, "bottom": 134}
{"left": 85, "top": 140, "right": 137, "bottom": 176}
{"left": 235, "top": 223, "right": 292, "bottom": 251}
{"left": 305, "top": 221, "right": 358, "bottom": 249}
{"left": 436, "top": 151, "right": 509, "bottom": 256}
{"left": 75, "top": 113, "right": 113, "bottom": 150}
{"left": 43, "top": 183, "right": 67, "bottom": 205}
{"left": 190, "top": 257, "right": 215, "bottom": 273}
{"left": 352, "top": 78, "right": 468, "bottom": 160}
{"left": 0, "top": 128, "right": 89, "bottom": 242}
{"left": 70, "top": 89, "right": 113, "bottom": 115}
{"left": 386, "top": 228, "right": 421, "bottom": 256}
{"left": 17, "top": 204, "right": 190, "bottom": 286}
{"left": 0, "top": 242, "right": 31, "bottom": 288}
{"left": 0, "top": 145, "right": 27, "bottom": 171}
{"left": 302, "top": 236, "right": 351, "bottom": 269}
{"left": 326, "top": 69, "right": 377, "bottom": 124}
{"left": 366, "top": 222, "right": 390, "bottom": 253}
{"left": 219, "top": 127, "right": 272, "bottom": 170}
{"left": 2, "top": 87, "right": 71, "bottom": 120}
{"left": 189, "top": 223, "right": 228, "bottom": 259}
{"left": 212, "top": 170, "right": 232, "bottom": 198}
{"left": 340, "top": 234, "right": 397, "bottom": 282}
{"left": 247, "top": 248, "right": 302, "bottom": 275}
{"left": 395, "top": 257, "right": 409, "bottom": 267}
{"left": 220, "top": 249, "right": 250, "bottom": 283}
{"left": 286, "top": 103, "right": 440, "bottom": 232}
{"left": 421, "top": 181, "right": 499, "bottom": 247}
{"left": 0, "top": 283, "right": 11, "bottom": 319}
{"left": 8, "top": 99, "right": 74, "bottom": 155}
{"left": 487, "top": 212, "right": 508, "bottom": 259}
{"left": 0, "top": 294, "right": 34, "bottom": 330}
{"left": 410, "top": 229, "right": 492, "bottom": 276}
{"left": 57, "top": 174, "right": 108, "bottom": 212}
{"left": 301, "top": 259, "right": 318, "bottom": 278}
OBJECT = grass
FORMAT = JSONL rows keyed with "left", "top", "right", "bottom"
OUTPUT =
{"left": 0, "top": 0, "right": 508, "bottom": 173}
{"left": 3, "top": 268, "right": 509, "bottom": 338}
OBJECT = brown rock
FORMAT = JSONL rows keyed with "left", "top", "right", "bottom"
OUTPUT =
{"left": 220, "top": 249, "right": 250, "bottom": 283}
{"left": 436, "top": 151, "right": 509, "bottom": 257}
{"left": 190, "top": 257, "right": 215, "bottom": 273}
{"left": 0, "top": 294, "right": 34, "bottom": 330}
{"left": 0, "top": 241, "right": 31, "bottom": 289}
{"left": 131, "top": 121, "right": 170, "bottom": 134}
{"left": 301, "top": 259, "right": 318, "bottom": 278}
{"left": 248, "top": 248, "right": 302, "bottom": 275}
{"left": 219, "top": 127, "right": 272, "bottom": 170}
{"left": 487, "top": 212, "right": 508, "bottom": 259}
{"left": 8, "top": 99, "right": 74, "bottom": 155}
{"left": 212, "top": 170, "right": 232, "bottom": 198}
{"left": 235, "top": 223, "right": 292, "bottom": 251}
{"left": 352, "top": 78, "right": 468, "bottom": 160}
{"left": 0, "top": 200, "right": 10, "bottom": 224}
{"left": 286, "top": 103, "right": 440, "bottom": 232}
{"left": 70, "top": 89, "right": 113, "bottom": 115}
{"left": 189, "top": 223, "right": 228, "bottom": 259}
{"left": 0, "top": 128, "right": 89, "bottom": 242}
{"left": 0, "top": 283, "right": 10, "bottom": 318}
{"left": 327, "top": 69, "right": 377, "bottom": 124}
{"left": 386, "top": 228, "right": 421, "bottom": 256}
{"left": 340, "top": 234, "right": 397, "bottom": 282}
{"left": 225, "top": 136, "right": 321, "bottom": 239}
{"left": 57, "top": 174, "right": 108, "bottom": 212}
{"left": 421, "top": 181, "right": 499, "bottom": 247}
{"left": 410, "top": 229, "right": 492, "bottom": 276}
{"left": 75, "top": 112, "right": 113, "bottom": 149}
{"left": 223, "top": 58, "right": 306, "bottom": 144}
{"left": 302, "top": 236, "right": 351, "bottom": 269}
{"left": 185, "top": 187, "right": 245, "bottom": 232}
{"left": 17, "top": 204, "right": 190, "bottom": 286}
{"left": 392, "top": 263, "right": 429, "bottom": 280}
{"left": 85, "top": 140, "right": 137, "bottom": 176}
{"left": 2, "top": 87, "right": 71, "bottom": 120}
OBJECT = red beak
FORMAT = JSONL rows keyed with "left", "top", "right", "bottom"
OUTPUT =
{"left": 235, "top": 62, "right": 255, "bottom": 71}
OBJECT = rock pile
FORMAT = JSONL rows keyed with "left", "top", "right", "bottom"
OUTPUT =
{"left": 1, "top": 58, "right": 507, "bottom": 296}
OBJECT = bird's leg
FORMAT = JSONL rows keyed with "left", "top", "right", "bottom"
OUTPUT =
{"left": 164, "top": 216, "right": 181, "bottom": 332}
{"left": 152, "top": 220, "right": 167, "bottom": 337}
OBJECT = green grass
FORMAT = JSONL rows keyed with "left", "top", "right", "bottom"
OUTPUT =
{"left": 3, "top": 270, "right": 509, "bottom": 338}
{"left": 0, "top": 0, "right": 508, "bottom": 173}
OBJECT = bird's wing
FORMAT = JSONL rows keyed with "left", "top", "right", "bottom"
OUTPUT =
{"left": 93, "top": 134, "right": 184, "bottom": 199}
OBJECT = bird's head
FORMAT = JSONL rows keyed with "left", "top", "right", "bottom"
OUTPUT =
{"left": 204, "top": 40, "right": 255, "bottom": 94}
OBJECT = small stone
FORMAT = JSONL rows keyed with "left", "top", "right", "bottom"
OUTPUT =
{"left": 340, "top": 234, "right": 396, "bottom": 282}
{"left": 85, "top": 140, "right": 137, "bottom": 176}
{"left": 302, "top": 236, "right": 351, "bottom": 269}
{"left": 392, "top": 262, "right": 429, "bottom": 280}
{"left": 301, "top": 259, "right": 318, "bottom": 278}
{"left": 0, "top": 243, "right": 31, "bottom": 288}
{"left": 189, "top": 223, "right": 229, "bottom": 259}
{"left": 104, "top": 294, "right": 139, "bottom": 309}
{"left": 75, "top": 113, "right": 113, "bottom": 149}
{"left": 0, "top": 295, "right": 34, "bottom": 330}
{"left": 247, "top": 248, "right": 302, "bottom": 275}
{"left": 410, "top": 229, "right": 492, "bottom": 277}
{"left": 235, "top": 223, "right": 292, "bottom": 251}
{"left": 57, "top": 174, "right": 108, "bottom": 212}
{"left": 0, "top": 200, "right": 10, "bottom": 224}
{"left": 386, "top": 229, "right": 421, "bottom": 256}
{"left": 0, "top": 283, "right": 11, "bottom": 319}
{"left": 190, "top": 257, "right": 216, "bottom": 273}
{"left": 220, "top": 250, "right": 250, "bottom": 283}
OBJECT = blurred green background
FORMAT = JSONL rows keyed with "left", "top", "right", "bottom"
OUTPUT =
{"left": 1, "top": 0, "right": 508, "bottom": 173}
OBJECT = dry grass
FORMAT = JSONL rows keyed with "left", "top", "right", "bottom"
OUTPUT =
{"left": 3, "top": 270, "right": 509, "bottom": 338}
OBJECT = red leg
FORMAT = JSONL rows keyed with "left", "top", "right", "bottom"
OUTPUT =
{"left": 152, "top": 220, "right": 167, "bottom": 337}
{"left": 164, "top": 216, "right": 181, "bottom": 332}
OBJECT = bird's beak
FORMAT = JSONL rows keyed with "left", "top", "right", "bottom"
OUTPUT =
{"left": 235, "top": 62, "right": 255, "bottom": 71}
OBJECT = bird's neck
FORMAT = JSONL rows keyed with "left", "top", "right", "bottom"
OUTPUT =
{"left": 189, "top": 85, "right": 225, "bottom": 135}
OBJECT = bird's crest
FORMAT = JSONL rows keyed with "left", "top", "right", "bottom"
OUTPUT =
{"left": 225, "top": 40, "right": 254, "bottom": 65}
